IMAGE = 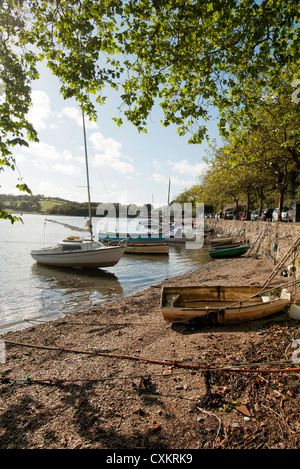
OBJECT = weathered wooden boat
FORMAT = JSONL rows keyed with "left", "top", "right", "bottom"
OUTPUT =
{"left": 209, "top": 242, "right": 243, "bottom": 250}
{"left": 208, "top": 244, "right": 250, "bottom": 258}
{"left": 124, "top": 241, "right": 169, "bottom": 254}
{"left": 161, "top": 285, "right": 290, "bottom": 325}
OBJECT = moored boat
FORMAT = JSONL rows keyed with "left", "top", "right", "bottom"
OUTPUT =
{"left": 208, "top": 244, "right": 250, "bottom": 258}
{"left": 124, "top": 242, "right": 169, "bottom": 254}
{"left": 31, "top": 237, "right": 126, "bottom": 268}
{"left": 161, "top": 285, "right": 290, "bottom": 324}
{"left": 30, "top": 110, "right": 126, "bottom": 269}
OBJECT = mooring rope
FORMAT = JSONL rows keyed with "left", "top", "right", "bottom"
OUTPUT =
{"left": 3, "top": 340, "right": 300, "bottom": 374}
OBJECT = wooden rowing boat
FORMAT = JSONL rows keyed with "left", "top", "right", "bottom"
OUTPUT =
{"left": 125, "top": 242, "right": 169, "bottom": 254}
{"left": 208, "top": 242, "right": 243, "bottom": 250}
{"left": 161, "top": 285, "right": 290, "bottom": 324}
{"left": 208, "top": 244, "right": 250, "bottom": 258}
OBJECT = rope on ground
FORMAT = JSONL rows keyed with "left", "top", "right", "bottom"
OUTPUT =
{"left": 3, "top": 340, "right": 300, "bottom": 374}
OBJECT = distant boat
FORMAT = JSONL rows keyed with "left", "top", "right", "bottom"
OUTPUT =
{"left": 124, "top": 241, "right": 169, "bottom": 254}
{"left": 31, "top": 112, "right": 126, "bottom": 269}
{"left": 99, "top": 232, "right": 166, "bottom": 243}
{"left": 164, "top": 226, "right": 196, "bottom": 244}
{"left": 98, "top": 220, "right": 166, "bottom": 246}
{"left": 208, "top": 244, "right": 250, "bottom": 258}
{"left": 161, "top": 285, "right": 290, "bottom": 325}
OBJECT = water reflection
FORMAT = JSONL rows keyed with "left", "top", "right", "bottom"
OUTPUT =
{"left": 31, "top": 263, "right": 124, "bottom": 301}
{"left": 122, "top": 252, "right": 169, "bottom": 263}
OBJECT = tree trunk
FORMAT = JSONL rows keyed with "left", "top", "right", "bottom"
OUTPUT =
{"left": 276, "top": 160, "right": 288, "bottom": 222}
{"left": 278, "top": 189, "right": 285, "bottom": 222}
{"left": 257, "top": 185, "right": 264, "bottom": 217}
{"left": 246, "top": 191, "right": 251, "bottom": 220}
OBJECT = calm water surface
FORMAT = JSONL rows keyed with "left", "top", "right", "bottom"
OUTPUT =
{"left": 0, "top": 214, "right": 210, "bottom": 334}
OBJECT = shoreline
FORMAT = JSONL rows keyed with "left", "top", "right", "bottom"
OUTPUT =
{"left": 1, "top": 255, "right": 300, "bottom": 449}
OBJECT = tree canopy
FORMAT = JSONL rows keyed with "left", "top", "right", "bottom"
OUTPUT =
{"left": 176, "top": 83, "right": 300, "bottom": 220}
{"left": 0, "top": 0, "right": 299, "bottom": 220}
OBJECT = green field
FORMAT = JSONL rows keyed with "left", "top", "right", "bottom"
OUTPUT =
{"left": 0, "top": 194, "right": 79, "bottom": 214}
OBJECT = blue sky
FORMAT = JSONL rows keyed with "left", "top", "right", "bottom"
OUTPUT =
{"left": 1, "top": 62, "right": 222, "bottom": 207}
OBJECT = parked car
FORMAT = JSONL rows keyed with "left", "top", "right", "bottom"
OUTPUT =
{"left": 272, "top": 208, "right": 279, "bottom": 221}
{"left": 272, "top": 208, "right": 288, "bottom": 222}
{"left": 250, "top": 210, "right": 259, "bottom": 221}
{"left": 224, "top": 211, "right": 234, "bottom": 219}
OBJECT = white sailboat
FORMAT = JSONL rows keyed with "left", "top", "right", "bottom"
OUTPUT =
{"left": 31, "top": 112, "right": 126, "bottom": 268}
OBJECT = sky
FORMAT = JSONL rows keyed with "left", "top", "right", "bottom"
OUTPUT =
{"left": 1, "top": 62, "right": 222, "bottom": 208}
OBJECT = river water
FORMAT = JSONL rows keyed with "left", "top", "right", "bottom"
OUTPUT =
{"left": 0, "top": 214, "right": 210, "bottom": 335}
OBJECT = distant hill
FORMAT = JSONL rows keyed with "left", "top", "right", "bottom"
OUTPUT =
{"left": 0, "top": 194, "right": 154, "bottom": 217}
{"left": 0, "top": 194, "right": 92, "bottom": 215}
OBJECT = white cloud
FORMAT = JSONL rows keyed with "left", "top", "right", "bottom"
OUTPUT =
{"left": 19, "top": 141, "right": 61, "bottom": 163}
{"left": 62, "top": 150, "right": 74, "bottom": 162}
{"left": 170, "top": 175, "right": 195, "bottom": 187}
{"left": 35, "top": 181, "right": 72, "bottom": 200}
{"left": 53, "top": 163, "right": 82, "bottom": 177}
{"left": 28, "top": 91, "right": 98, "bottom": 133}
{"left": 28, "top": 90, "right": 52, "bottom": 130}
{"left": 57, "top": 107, "right": 98, "bottom": 129}
{"left": 168, "top": 159, "right": 207, "bottom": 177}
{"left": 89, "top": 132, "right": 136, "bottom": 175}
{"left": 152, "top": 173, "right": 168, "bottom": 184}
{"left": 152, "top": 173, "right": 194, "bottom": 187}
{"left": 16, "top": 141, "right": 82, "bottom": 176}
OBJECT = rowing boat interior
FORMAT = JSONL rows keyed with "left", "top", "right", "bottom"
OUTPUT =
{"left": 162, "top": 286, "right": 272, "bottom": 309}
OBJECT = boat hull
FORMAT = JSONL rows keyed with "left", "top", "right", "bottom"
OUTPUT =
{"left": 31, "top": 245, "right": 126, "bottom": 268}
{"left": 125, "top": 242, "right": 169, "bottom": 254}
{"left": 208, "top": 245, "right": 250, "bottom": 258}
{"left": 161, "top": 285, "right": 290, "bottom": 325}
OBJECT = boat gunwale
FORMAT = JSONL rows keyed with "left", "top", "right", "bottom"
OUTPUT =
{"left": 208, "top": 244, "right": 250, "bottom": 254}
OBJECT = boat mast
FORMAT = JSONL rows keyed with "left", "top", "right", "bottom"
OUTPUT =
{"left": 82, "top": 110, "right": 93, "bottom": 240}
{"left": 167, "top": 178, "right": 171, "bottom": 206}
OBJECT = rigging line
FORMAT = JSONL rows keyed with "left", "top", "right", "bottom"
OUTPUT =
{"left": 85, "top": 137, "right": 111, "bottom": 204}
{"left": 4, "top": 340, "right": 300, "bottom": 374}
{"left": 0, "top": 240, "right": 42, "bottom": 244}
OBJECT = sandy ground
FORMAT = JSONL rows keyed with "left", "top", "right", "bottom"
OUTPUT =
{"left": 0, "top": 255, "right": 300, "bottom": 450}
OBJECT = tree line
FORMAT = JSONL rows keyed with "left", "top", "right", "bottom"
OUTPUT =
{"left": 174, "top": 74, "right": 300, "bottom": 220}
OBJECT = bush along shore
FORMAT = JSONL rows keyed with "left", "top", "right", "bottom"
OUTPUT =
{"left": 0, "top": 256, "right": 300, "bottom": 449}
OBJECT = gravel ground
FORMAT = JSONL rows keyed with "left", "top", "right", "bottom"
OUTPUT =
{"left": 1, "top": 255, "right": 300, "bottom": 450}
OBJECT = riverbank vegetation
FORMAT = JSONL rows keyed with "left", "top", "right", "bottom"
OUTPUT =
{"left": 0, "top": 194, "right": 154, "bottom": 218}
